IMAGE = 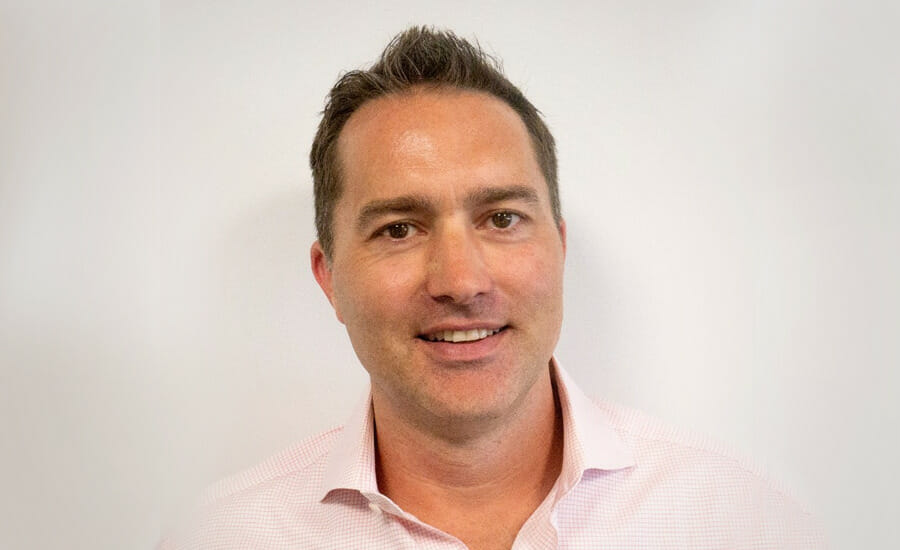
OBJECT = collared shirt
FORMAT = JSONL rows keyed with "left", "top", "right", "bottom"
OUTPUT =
{"left": 161, "top": 361, "right": 826, "bottom": 549}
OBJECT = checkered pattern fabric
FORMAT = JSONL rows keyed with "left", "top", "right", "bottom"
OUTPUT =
{"left": 160, "top": 361, "right": 826, "bottom": 549}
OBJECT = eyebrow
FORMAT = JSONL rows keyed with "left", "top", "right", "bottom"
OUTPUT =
{"left": 356, "top": 195, "right": 437, "bottom": 232}
{"left": 463, "top": 185, "right": 539, "bottom": 210}
{"left": 355, "top": 184, "right": 541, "bottom": 232}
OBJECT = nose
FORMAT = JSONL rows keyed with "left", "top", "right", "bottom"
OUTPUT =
{"left": 425, "top": 224, "right": 493, "bottom": 304}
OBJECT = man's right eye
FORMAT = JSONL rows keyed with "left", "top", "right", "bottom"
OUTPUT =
{"left": 381, "top": 223, "right": 416, "bottom": 240}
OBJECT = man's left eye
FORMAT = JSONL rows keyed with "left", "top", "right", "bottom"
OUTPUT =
{"left": 489, "top": 211, "right": 520, "bottom": 229}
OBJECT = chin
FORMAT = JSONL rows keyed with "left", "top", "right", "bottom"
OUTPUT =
{"left": 419, "top": 385, "right": 519, "bottom": 424}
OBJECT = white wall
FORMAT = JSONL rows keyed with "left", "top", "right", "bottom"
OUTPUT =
{"left": 1, "top": 1, "right": 897, "bottom": 548}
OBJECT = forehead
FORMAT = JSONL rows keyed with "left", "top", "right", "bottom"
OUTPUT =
{"left": 335, "top": 88, "right": 545, "bottom": 206}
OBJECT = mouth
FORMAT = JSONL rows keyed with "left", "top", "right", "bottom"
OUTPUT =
{"left": 417, "top": 326, "right": 508, "bottom": 343}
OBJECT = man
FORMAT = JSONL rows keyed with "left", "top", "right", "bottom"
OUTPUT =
{"left": 163, "top": 27, "right": 825, "bottom": 549}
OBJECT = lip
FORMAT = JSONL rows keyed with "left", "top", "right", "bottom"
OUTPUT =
{"left": 418, "top": 322, "right": 507, "bottom": 335}
{"left": 415, "top": 325, "right": 509, "bottom": 363}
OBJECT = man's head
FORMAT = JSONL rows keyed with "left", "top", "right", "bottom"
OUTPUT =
{"left": 310, "top": 26, "right": 560, "bottom": 259}
{"left": 309, "top": 28, "right": 566, "bottom": 434}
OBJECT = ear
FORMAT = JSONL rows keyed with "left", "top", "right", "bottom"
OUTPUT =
{"left": 558, "top": 218, "right": 567, "bottom": 258}
{"left": 310, "top": 241, "right": 344, "bottom": 324}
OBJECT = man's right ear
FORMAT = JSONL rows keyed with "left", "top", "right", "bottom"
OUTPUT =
{"left": 310, "top": 241, "right": 344, "bottom": 324}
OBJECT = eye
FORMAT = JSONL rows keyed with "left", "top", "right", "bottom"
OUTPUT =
{"left": 381, "top": 222, "right": 417, "bottom": 240}
{"left": 488, "top": 211, "right": 521, "bottom": 230}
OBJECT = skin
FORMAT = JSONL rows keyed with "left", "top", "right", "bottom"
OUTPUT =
{"left": 311, "top": 88, "right": 567, "bottom": 549}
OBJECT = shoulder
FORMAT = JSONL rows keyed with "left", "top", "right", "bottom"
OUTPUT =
{"left": 159, "top": 426, "right": 345, "bottom": 550}
{"left": 198, "top": 426, "right": 343, "bottom": 506}
{"left": 594, "top": 399, "right": 791, "bottom": 496}
{"left": 594, "top": 397, "right": 803, "bottom": 501}
{"left": 597, "top": 398, "right": 772, "bottom": 478}
{"left": 578, "top": 399, "right": 827, "bottom": 547}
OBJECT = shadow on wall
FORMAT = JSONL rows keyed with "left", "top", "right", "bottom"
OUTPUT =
{"left": 202, "top": 183, "right": 365, "bottom": 469}
{"left": 556, "top": 214, "right": 640, "bottom": 402}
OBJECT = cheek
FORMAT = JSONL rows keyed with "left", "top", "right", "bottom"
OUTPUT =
{"left": 332, "top": 257, "right": 421, "bottom": 325}
{"left": 494, "top": 242, "right": 564, "bottom": 297}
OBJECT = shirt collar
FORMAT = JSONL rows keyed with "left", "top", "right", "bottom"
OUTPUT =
{"left": 319, "top": 390, "right": 380, "bottom": 500}
{"left": 319, "top": 358, "right": 634, "bottom": 501}
{"left": 550, "top": 358, "right": 634, "bottom": 490}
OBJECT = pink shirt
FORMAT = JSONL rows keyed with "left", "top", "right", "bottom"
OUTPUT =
{"left": 161, "top": 361, "right": 826, "bottom": 549}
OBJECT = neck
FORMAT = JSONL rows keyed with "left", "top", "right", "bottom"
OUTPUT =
{"left": 372, "top": 367, "right": 564, "bottom": 548}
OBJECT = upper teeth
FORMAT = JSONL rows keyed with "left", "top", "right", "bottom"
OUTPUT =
{"left": 425, "top": 328, "right": 501, "bottom": 343}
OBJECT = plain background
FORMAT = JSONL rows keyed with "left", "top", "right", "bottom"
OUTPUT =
{"left": 1, "top": 1, "right": 898, "bottom": 548}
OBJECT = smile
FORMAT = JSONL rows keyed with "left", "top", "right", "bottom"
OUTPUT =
{"left": 420, "top": 327, "right": 506, "bottom": 343}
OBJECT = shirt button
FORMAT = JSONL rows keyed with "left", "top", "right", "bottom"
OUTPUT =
{"left": 368, "top": 501, "right": 382, "bottom": 514}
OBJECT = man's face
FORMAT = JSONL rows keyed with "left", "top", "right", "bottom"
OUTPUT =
{"left": 311, "top": 88, "right": 566, "bottom": 428}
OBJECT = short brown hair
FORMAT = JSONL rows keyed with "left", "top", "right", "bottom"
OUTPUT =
{"left": 309, "top": 26, "right": 560, "bottom": 258}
